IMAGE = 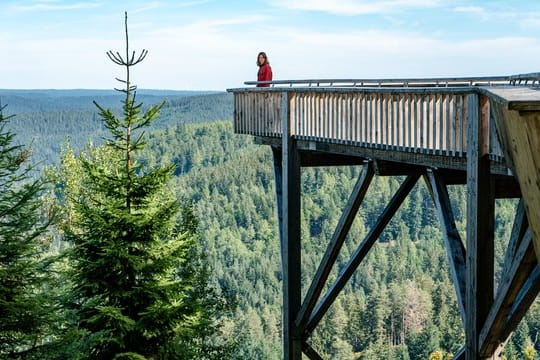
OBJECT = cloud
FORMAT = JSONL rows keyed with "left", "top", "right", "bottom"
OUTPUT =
{"left": 453, "top": 5, "right": 485, "bottom": 14}
{"left": 9, "top": 1, "right": 102, "bottom": 12}
{"left": 2, "top": 4, "right": 540, "bottom": 90}
{"left": 270, "top": 0, "right": 443, "bottom": 15}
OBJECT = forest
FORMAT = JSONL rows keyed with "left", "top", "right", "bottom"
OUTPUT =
{"left": 1, "top": 88, "right": 539, "bottom": 359}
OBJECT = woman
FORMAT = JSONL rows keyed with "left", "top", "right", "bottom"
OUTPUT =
{"left": 256, "top": 51, "right": 273, "bottom": 87}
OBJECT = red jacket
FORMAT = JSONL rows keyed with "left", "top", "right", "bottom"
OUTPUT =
{"left": 257, "top": 63, "right": 273, "bottom": 87}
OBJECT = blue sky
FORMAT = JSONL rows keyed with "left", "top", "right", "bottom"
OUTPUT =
{"left": 1, "top": 0, "right": 540, "bottom": 90}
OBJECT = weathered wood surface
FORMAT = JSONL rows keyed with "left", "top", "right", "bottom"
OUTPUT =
{"left": 466, "top": 94, "right": 495, "bottom": 359}
{"left": 426, "top": 170, "right": 467, "bottom": 325}
{"left": 482, "top": 86, "right": 540, "bottom": 111}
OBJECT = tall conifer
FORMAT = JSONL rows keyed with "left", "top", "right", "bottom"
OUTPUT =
{"left": 56, "top": 13, "right": 230, "bottom": 359}
{"left": 0, "top": 104, "right": 56, "bottom": 358}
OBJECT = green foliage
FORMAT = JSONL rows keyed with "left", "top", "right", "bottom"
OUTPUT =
{"left": 50, "top": 15, "right": 233, "bottom": 359}
{"left": 3, "top": 90, "right": 231, "bottom": 169}
{"left": 4, "top": 68, "right": 538, "bottom": 359}
{"left": 0, "top": 104, "right": 57, "bottom": 358}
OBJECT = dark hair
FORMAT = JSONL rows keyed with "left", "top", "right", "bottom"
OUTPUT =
{"left": 257, "top": 51, "right": 269, "bottom": 66}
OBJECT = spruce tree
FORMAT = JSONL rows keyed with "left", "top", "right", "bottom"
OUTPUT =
{"left": 0, "top": 104, "right": 56, "bottom": 358}
{"left": 56, "top": 13, "right": 232, "bottom": 359}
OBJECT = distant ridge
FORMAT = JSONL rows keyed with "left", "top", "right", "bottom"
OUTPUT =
{"left": 0, "top": 89, "right": 226, "bottom": 113}
{"left": 0, "top": 90, "right": 232, "bottom": 167}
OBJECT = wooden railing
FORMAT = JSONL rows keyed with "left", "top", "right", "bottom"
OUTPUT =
{"left": 232, "top": 88, "right": 505, "bottom": 160}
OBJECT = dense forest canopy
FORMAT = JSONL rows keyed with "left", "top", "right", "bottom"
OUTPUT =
{"left": 0, "top": 89, "right": 538, "bottom": 359}
{"left": 1, "top": 90, "right": 232, "bottom": 168}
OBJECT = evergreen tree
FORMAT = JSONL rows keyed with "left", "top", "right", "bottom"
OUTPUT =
{"left": 0, "top": 104, "right": 56, "bottom": 358}
{"left": 55, "top": 13, "right": 232, "bottom": 359}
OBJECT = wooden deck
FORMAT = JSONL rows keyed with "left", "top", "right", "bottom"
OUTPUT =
{"left": 228, "top": 74, "right": 540, "bottom": 360}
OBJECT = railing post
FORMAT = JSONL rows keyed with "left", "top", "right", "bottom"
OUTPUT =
{"left": 466, "top": 94, "right": 495, "bottom": 359}
{"left": 281, "top": 91, "right": 302, "bottom": 359}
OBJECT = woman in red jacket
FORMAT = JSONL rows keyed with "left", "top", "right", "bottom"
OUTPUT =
{"left": 257, "top": 51, "right": 273, "bottom": 87}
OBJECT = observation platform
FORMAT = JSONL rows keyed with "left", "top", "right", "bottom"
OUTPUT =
{"left": 227, "top": 73, "right": 540, "bottom": 360}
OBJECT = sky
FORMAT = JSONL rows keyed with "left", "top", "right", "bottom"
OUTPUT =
{"left": 1, "top": 0, "right": 540, "bottom": 90}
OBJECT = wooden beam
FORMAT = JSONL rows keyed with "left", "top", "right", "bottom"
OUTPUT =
{"left": 479, "top": 230, "right": 534, "bottom": 356}
{"left": 373, "top": 159, "right": 425, "bottom": 176}
{"left": 296, "top": 161, "right": 374, "bottom": 332}
{"left": 453, "top": 346, "right": 465, "bottom": 360}
{"left": 493, "top": 176, "right": 522, "bottom": 199}
{"left": 272, "top": 146, "right": 284, "bottom": 254}
{"left": 302, "top": 342, "right": 324, "bottom": 360}
{"left": 300, "top": 151, "right": 366, "bottom": 167}
{"left": 305, "top": 174, "right": 420, "bottom": 335}
{"left": 500, "top": 200, "right": 528, "bottom": 284}
{"left": 502, "top": 263, "right": 540, "bottom": 341}
{"left": 466, "top": 94, "right": 495, "bottom": 359}
{"left": 281, "top": 92, "right": 303, "bottom": 359}
{"left": 426, "top": 169, "right": 467, "bottom": 325}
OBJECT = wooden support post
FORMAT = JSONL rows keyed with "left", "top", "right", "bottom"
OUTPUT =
{"left": 426, "top": 169, "right": 467, "bottom": 325}
{"left": 305, "top": 174, "right": 420, "bottom": 335}
{"left": 281, "top": 92, "right": 303, "bottom": 359}
{"left": 272, "top": 146, "right": 284, "bottom": 255}
{"left": 479, "top": 230, "right": 536, "bottom": 356}
{"left": 296, "top": 161, "right": 374, "bottom": 332}
{"left": 466, "top": 94, "right": 495, "bottom": 359}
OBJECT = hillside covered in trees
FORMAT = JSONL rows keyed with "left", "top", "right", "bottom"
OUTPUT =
{"left": 1, "top": 89, "right": 539, "bottom": 359}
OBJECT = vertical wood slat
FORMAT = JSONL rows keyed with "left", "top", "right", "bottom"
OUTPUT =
{"left": 407, "top": 94, "right": 411, "bottom": 150}
{"left": 310, "top": 94, "right": 315, "bottom": 140}
{"left": 248, "top": 92, "right": 252, "bottom": 135}
{"left": 420, "top": 95, "right": 426, "bottom": 152}
{"left": 391, "top": 95, "right": 395, "bottom": 148}
{"left": 445, "top": 95, "right": 451, "bottom": 156}
{"left": 384, "top": 94, "right": 387, "bottom": 148}
{"left": 427, "top": 95, "right": 432, "bottom": 153}
{"left": 464, "top": 94, "right": 469, "bottom": 155}
{"left": 367, "top": 95, "right": 372, "bottom": 146}
{"left": 432, "top": 94, "right": 437, "bottom": 154}
{"left": 341, "top": 94, "right": 346, "bottom": 144}
{"left": 452, "top": 96, "right": 458, "bottom": 156}
{"left": 440, "top": 94, "right": 445, "bottom": 154}
{"left": 350, "top": 94, "right": 355, "bottom": 144}
{"left": 378, "top": 95, "right": 382, "bottom": 148}
{"left": 397, "top": 97, "right": 405, "bottom": 150}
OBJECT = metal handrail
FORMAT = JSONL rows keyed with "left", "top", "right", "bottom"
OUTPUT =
{"left": 244, "top": 72, "right": 540, "bottom": 88}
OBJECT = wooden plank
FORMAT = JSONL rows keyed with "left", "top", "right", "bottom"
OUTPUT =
{"left": 295, "top": 162, "right": 374, "bottom": 332}
{"left": 426, "top": 170, "right": 467, "bottom": 325}
{"left": 479, "top": 230, "right": 535, "bottom": 356}
{"left": 281, "top": 92, "right": 303, "bottom": 360}
{"left": 466, "top": 94, "right": 495, "bottom": 359}
{"left": 305, "top": 174, "right": 420, "bottom": 335}
{"left": 481, "top": 86, "right": 540, "bottom": 111}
